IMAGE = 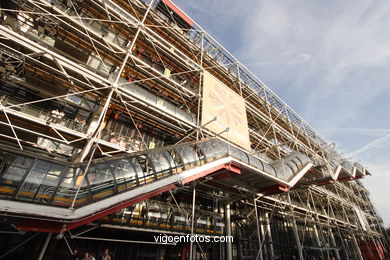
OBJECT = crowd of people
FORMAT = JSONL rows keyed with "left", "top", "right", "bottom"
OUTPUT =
{"left": 46, "top": 109, "right": 86, "bottom": 132}
{"left": 107, "top": 132, "right": 145, "bottom": 151}
{"left": 71, "top": 248, "right": 111, "bottom": 260}
{"left": 47, "top": 109, "right": 65, "bottom": 125}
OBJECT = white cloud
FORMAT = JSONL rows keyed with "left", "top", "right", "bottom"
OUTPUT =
{"left": 235, "top": 1, "right": 390, "bottom": 226}
{"left": 324, "top": 128, "right": 390, "bottom": 136}
{"left": 239, "top": 0, "right": 390, "bottom": 126}
{"left": 177, "top": 0, "right": 390, "bottom": 226}
{"left": 361, "top": 158, "right": 390, "bottom": 227}
{"left": 346, "top": 132, "right": 390, "bottom": 158}
{"left": 246, "top": 52, "right": 311, "bottom": 67}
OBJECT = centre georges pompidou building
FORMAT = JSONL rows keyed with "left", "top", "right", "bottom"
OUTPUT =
{"left": 0, "top": 0, "right": 388, "bottom": 259}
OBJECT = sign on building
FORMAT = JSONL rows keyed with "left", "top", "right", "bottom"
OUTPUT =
{"left": 202, "top": 71, "right": 251, "bottom": 150}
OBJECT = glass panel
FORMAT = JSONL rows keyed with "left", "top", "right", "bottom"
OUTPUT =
{"left": 239, "top": 150, "right": 249, "bottom": 164}
{"left": 129, "top": 203, "right": 146, "bottom": 225}
{"left": 88, "top": 162, "right": 114, "bottom": 185}
{"left": 211, "top": 139, "right": 228, "bottom": 159}
{"left": 149, "top": 151, "right": 172, "bottom": 179}
{"left": 72, "top": 168, "right": 90, "bottom": 206}
{"left": 121, "top": 204, "right": 137, "bottom": 224}
{"left": 33, "top": 163, "right": 65, "bottom": 204}
{"left": 172, "top": 209, "right": 189, "bottom": 231}
{"left": 197, "top": 142, "right": 216, "bottom": 162}
{"left": 228, "top": 145, "right": 249, "bottom": 163}
{"left": 341, "top": 160, "right": 353, "bottom": 173}
{"left": 249, "top": 155, "right": 264, "bottom": 171}
{"left": 169, "top": 149, "right": 183, "bottom": 173}
{"left": 175, "top": 146, "right": 199, "bottom": 170}
{"left": 196, "top": 213, "right": 207, "bottom": 233}
{"left": 88, "top": 162, "right": 115, "bottom": 201}
{"left": 114, "top": 158, "right": 138, "bottom": 190}
{"left": 272, "top": 158, "right": 294, "bottom": 180}
{"left": 275, "top": 164, "right": 293, "bottom": 180}
{"left": 139, "top": 202, "right": 148, "bottom": 224}
{"left": 136, "top": 156, "right": 155, "bottom": 184}
{"left": 147, "top": 202, "right": 161, "bottom": 227}
{"left": 0, "top": 154, "right": 34, "bottom": 197}
{"left": 17, "top": 160, "right": 53, "bottom": 201}
{"left": 52, "top": 167, "right": 78, "bottom": 207}
{"left": 329, "top": 160, "right": 338, "bottom": 171}
{"left": 286, "top": 160, "right": 299, "bottom": 173}
{"left": 263, "top": 163, "right": 277, "bottom": 177}
{"left": 295, "top": 153, "right": 311, "bottom": 165}
{"left": 160, "top": 205, "right": 171, "bottom": 228}
{"left": 128, "top": 157, "right": 142, "bottom": 186}
{"left": 162, "top": 150, "right": 178, "bottom": 173}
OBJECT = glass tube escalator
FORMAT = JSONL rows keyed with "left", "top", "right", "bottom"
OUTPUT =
{"left": 0, "top": 138, "right": 315, "bottom": 209}
{"left": 0, "top": 137, "right": 322, "bottom": 232}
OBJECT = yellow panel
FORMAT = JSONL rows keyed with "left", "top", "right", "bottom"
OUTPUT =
{"left": 202, "top": 71, "right": 251, "bottom": 150}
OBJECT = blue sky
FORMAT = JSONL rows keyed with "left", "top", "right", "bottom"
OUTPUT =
{"left": 174, "top": 0, "right": 390, "bottom": 226}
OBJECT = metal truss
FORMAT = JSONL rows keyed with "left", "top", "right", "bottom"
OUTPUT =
{"left": 0, "top": 0, "right": 388, "bottom": 259}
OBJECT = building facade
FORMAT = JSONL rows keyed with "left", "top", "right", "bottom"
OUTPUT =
{"left": 0, "top": 0, "right": 388, "bottom": 259}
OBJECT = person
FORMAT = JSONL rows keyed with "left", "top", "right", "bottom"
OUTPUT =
{"left": 74, "top": 117, "right": 86, "bottom": 132}
{"left": 133, "top": 139, "right": 141, "bottom": 151}
{"left": 126, "top": 73, "right": 136, "bottom": 82}
{"left": 102, "top": 249, "right": 111, "bottom": 260}
{"left": 47, "top": 109, "right": 59, "bottom": 124}
{"left": 57, "top": 110, "right": 65, "bottom": 123}
{"left": 109, "top": 132, "right": 117, "bottom": 144}
{"left": 74, "top": 116, "right": 80, "bottom": 128}
{"left": 71, "top": 248, "right": 81, "bottom": 260}
{"left": 136, "top": 47, "right": 145, "bottom": 59}
{"left": 90, "top": 252, "right": 96, "bottom": 260}
{"left": 79, "top": 119, "right": 86, "bottom": 132}
{"left": 119, "top": 136, "right": 126, "bottom": 148}
{"left": 151, "top": 55, "right": 159, "bottom": 68}
{"left": 82, "top": 252, "right": 91, "bottom": 260}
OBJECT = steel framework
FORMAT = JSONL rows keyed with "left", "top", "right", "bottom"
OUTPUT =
{"left": 0, "top": 0, "right": 388, "bottom": 259}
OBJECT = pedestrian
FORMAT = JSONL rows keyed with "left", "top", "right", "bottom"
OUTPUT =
{"left": 57, "top": 110, "right": 65, "bottom": 123}
{"left": 79, "top": 119, "right": 86, "bottom": 132}
{"left": 90, "top": 252, "right": 96, "bottom": 260}
{"left": 102, "top": 249, "right": 111, "bottom": 260}
{"left": 74, "top": 116, "right": 80, "bottom": 129}
{"left": 119, "top": 136, "right": 126, "bottom": 148}
{"left": 71, "top": 248, "right": 81, "bottom": 260}
{"left": 109, "top": 132, "right": 117, "bottom": 144}
{"left": 82, "top": 252, "right": 91, "bottom": 260}
{"left": 47, "top": 108, "right": 59, "bottom": 124}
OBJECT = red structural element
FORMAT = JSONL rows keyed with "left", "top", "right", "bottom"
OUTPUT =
{"left": 359, "top": 240, "right": 385, "bottom": 260}
{"left": 306, "top": 167, "right": 314, "bottom": 174}
{"left": 181, "top": 244, "right": 191, "bottom": 260}
{"left": 338, "top": 176, "right": 355, "bottom": 182}
{"left": 225, "top": 164, "right": 241, "bottom": 175}
{"left": 16, "top": 220, "right": 63, "bottom": 233}
{"left": 317, "top": 180, "right": 336, "bottom": 186}
{"left": 180, "top": 164, "right": 229, "bottom": 184}
{"left": 213, "top": 164, "right": 242, "bottom": 180}
{"left": 17, "top": 184, "right": 177, "bottom": 233}
{"left": 259, "top": 185, "right": 289, "bottom": 195}
{"left": 161, "top": 0, "right": 194, "bottom": 26}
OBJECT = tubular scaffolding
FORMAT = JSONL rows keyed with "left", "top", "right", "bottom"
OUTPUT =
{"left": 0, "top": 0, "right": 388, "bottom": 259}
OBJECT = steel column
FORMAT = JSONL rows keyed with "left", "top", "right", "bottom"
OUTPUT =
{"left": 37, "top": 233, "right": 52, "bottom": 260}
{"left": 225, "top": 203, "right": 233, "bottom": 260}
